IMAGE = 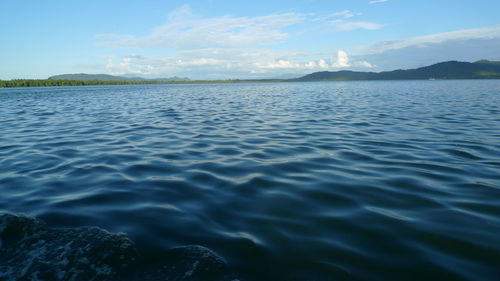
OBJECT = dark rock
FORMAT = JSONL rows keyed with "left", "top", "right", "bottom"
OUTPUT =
{"left": 0, "top": 213, "right": 233, "bottom": 281}
{"left": 0, "top": 213, "right": 138, "bottom": 281}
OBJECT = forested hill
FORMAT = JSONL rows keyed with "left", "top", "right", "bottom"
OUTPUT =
{"left": 291, "top": 60, "right": 500, "bottom": 81}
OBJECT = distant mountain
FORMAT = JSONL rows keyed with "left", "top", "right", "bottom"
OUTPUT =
{"left": 48, "top": 74, "right": 144, "bottom": 81}
{"left": 149, "top": 76, "right": 191, "bottom": 82}
{"left": 41, "top": 60, "right": 500, "bottom": 83}
{"left": 48, "top": 73, "right": 190, "bottom": 81}
{"left": 475, "top": 59, "right": 500, "bottom": 66}
{"left": 291, "top": 60, "right": 500, "bottom": 81}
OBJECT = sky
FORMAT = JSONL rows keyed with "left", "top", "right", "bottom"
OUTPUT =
{"left": 1, "top": 0, "right": 500, "bottom": 80}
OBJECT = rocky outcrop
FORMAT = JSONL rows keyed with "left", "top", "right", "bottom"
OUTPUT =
{"left": 0, "top": 214, "right": 234, "bottom": 281}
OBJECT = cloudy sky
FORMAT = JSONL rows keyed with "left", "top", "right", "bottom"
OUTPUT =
{"left": 1, "top": 0, "right": 500, "bottom": 79}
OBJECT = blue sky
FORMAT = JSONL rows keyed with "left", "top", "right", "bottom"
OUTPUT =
{"left": 1, "top": 0, "right": 500, "bottom": 79}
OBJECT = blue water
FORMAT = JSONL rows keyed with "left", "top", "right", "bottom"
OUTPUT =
{"left": 1, "top": 80, "right": 500, "bottom": 280}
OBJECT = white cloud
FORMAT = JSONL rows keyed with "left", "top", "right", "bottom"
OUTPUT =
{"left": 310, "top": 9, "right": 383, "bottom": 33}
{"left": 260, "top": 59, "right": 301, "bottom": 69}
{"left": 360, "top": 25, "right": 500, "bottom": 55}
{"left": 98, "top": 6, "right": 304, "bottom": 49}
{"left": 103, "top": 49, "right": 309, "bottom": 77}
{"left": 167, "top": 4, "right": 195, "bottom": 22}
{"left": 96, "top": 6, "right": 383, "bottom": 78}
{"left": 313, "top": 10, "right": 367, "bottom": 23}
{"left": 318, "top": 59, "right": 329, "bottom": 69}
{"left": 330, "top": 20, "right": 383, "bottom": 32}
{"left": 332, "top": 50, "right": 350, "bottom": 68}
{"left": 355, "top": 61, "right": 377, "bottom": 68}
{"left": 304, "top": 61, "right": 318, "bottom": 68}
{"left": 369, "top": 0, "right": 389, "bottom": 4}
{"left": 102, "top": 47, "right": 379, "bottom": 78}
{"left": 333, "top": 10, "right": 355, "bottom": 19}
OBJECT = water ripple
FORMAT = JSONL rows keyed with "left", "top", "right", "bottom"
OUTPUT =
{"left": 1, "top": 81, "right": 500, "bottom": 280}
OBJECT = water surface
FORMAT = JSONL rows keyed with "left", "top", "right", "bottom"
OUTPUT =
{"left": 1, "top": 80, "right": 500, "bottom": 280}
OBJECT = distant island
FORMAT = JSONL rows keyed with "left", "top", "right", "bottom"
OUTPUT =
{"left": 1, "top": 60, "right": 499, "bottom": 88}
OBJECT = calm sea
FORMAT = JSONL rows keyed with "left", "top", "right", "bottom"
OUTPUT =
{"left": 1, "top": 80, "right": 500, "bottom": 280}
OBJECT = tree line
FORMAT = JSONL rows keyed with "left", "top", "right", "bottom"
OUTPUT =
{"left": 0, "top": 79, "right": 193, "bottom": 88}
{"left": 0, "top": 79, "right": 283, "bottom": 88}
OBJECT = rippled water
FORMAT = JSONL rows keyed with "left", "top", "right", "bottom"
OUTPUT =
{"left": 1, "top": 80, "right": 500, "bottom": 281}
